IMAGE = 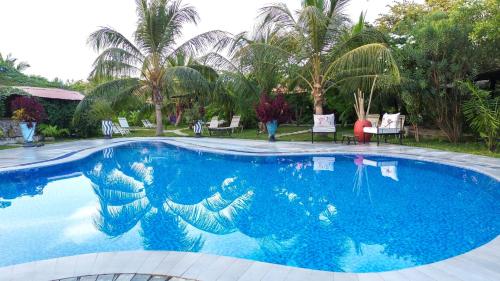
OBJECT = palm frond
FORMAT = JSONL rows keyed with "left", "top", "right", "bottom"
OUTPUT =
{"left": 88, "top": 26, "right": 143, "bottom": 59}
{"left": 172, "top": 30, "right": 233, "bottom": 57}
{"left": 164, "top": 66, "right": 210, "bottom": 98}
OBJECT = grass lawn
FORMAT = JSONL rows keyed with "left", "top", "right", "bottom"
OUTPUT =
{"left": 0, "top": 145, "right": 18, "bottom": 150}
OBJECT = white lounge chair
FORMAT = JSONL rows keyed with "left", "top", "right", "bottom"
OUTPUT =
{"left": 206, "top": 116, "right": 220, "bottom": 135}
{"left": 113, "top": 123, "right": 130, "bottom": 136}
{"left": 363, "top": 113, "right": 405, "bottom": 145}
{"left": 118, "top": 117, "right": 131, "bottom": 133}
{"left": 311, "top": 114, "right": 336, "bottom": 143}
{"left": 142, "top": 119, "right": 155, "bottom": 128}
{"left": 212, "top": 115, "right": 243, "bottom": 135}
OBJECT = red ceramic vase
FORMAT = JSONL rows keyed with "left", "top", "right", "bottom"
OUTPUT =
{"left": 354, "top": 119, "right": 372, "bottom": 143}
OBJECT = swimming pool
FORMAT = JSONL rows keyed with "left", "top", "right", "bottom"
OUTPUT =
{"left": 0, "top": 142, "right": 498, "bottom": 273}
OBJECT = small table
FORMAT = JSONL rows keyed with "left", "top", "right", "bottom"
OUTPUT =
{"left": 342, "top": 134, "right": 357, "bottom": 145}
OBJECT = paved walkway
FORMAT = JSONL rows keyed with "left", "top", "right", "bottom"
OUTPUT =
{"left": 0, "top": 138, "right": 499, "bottom": 281}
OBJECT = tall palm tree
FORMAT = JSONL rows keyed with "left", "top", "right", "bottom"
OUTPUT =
{"left": 85, "top": 0, "right": 229, "bottom": 135}
{"left": 257, "top": 0, "right": 400, "bottom": 114}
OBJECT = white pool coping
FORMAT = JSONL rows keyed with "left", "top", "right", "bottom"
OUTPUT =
{"left": 0, "top": 137, "right": 499, "bottom": 281}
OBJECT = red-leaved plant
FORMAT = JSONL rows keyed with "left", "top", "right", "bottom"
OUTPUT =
{"left": 11, "top": 96, "right": 47, "bottom": 127}
{"left": 255, "top": 93, "right": 290, "bottom": 124}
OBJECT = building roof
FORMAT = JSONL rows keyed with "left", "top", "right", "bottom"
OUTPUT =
{"left": 14, "top": 86, "right": 85, "bottom": 101}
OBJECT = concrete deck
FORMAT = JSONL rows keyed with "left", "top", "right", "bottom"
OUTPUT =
{"left": 0, "top": 137, "right": 499, "bottom": 281}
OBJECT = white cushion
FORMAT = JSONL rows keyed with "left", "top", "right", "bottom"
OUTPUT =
{"left": 380, "top": 113, "right": 400, "bottom": 129}
{"left": 313, "top": 127, "right": 336, "bottom": 133}
{"left": 363, "top": 127, "right": 378, "bottom": 134}
{"left": 363, "top": 127, "right": 400, "bottom": 134}
{"left": 313, "top": 114, "right": 335, "bottom": 128}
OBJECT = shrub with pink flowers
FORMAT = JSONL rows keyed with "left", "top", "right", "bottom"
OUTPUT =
{"left": 11, "top": 96, "right": 47, "bottom": 127}
{"left": 255, "top": 93, "right": 291, "bottom": 124}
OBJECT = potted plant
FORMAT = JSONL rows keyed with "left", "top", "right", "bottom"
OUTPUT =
{"left": 11, "top": 96, "right": 46, "bottom": 144}
{"left": 255, "top": 93, "right": 290, "bottom": 142}
{"left": 353, "top": 76, "right": 378, "bottom": 143}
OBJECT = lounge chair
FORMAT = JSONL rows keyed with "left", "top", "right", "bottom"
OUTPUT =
{"left": 142, "top": 119, "right": 155, "bottom": 128}
{"left": 212, "top": 115, "right": 243, "bottom": 135}
{"left": 311, "top": 114, "right": 336, "bottom": 143}
{"left": 118, "top": 117, "right": 131, "bottom": 133}
{"left": 206, "top": 116, "right": 220, "bottom": 136}
{"left": 363, "top": 113, "right": 405, "bottom": 145}
{"left": 112, "top": 123, "right": 130, "bottom": 136}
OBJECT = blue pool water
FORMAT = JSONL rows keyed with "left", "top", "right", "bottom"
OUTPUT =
{"left": 0, "top": 142, "right": 499, "bottom": 272}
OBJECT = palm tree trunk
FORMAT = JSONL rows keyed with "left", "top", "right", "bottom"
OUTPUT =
{"left": 312, "top": 85, "right": 324, "bottom": 115}
{"left": 155, "top": 102, "right": 163, "bottom": 136}
{"left": 153, "top": 87, "right": 163, "bottom": 136}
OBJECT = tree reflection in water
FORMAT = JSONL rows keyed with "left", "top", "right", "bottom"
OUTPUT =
{"left": 1, "top": 142, "right": 498, "bottom": 272}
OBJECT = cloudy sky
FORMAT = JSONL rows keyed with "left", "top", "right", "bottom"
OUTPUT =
{"left": 1, "top": 0, "right": 404, "bottom": 81}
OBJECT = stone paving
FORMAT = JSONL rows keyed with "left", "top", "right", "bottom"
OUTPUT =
{"left": 0, "top": 137, "right": 499, "bottom": 281}
{"left": 54, "top": 274, "right": 194, "bottom": 281}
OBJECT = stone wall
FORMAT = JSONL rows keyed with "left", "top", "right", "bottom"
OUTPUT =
{"left": 0, "top": 119, "right": 21, "bottom": 138}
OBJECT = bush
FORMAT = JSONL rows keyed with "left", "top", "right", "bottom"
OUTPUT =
{"left": 39, "top": 124, "right": 70, "bottom": 138}
{"left": 462, "top": 82, "right": 499, "bottom": 152}
{"left": 255, "top": 93, "right": 291, "bottom": 124}
{"left": 11, "top": 96, "right": 46, "bottom": 127}
{"left": 39, "top": 99, "right": 78, "bottom": 129}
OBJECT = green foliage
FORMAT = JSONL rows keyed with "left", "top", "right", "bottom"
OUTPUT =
{"left": 39, "top": 124, "right": 70, "bottom": 138}
{"left": 461, "top": 82, "right": 499, "bottom": 151}
{"left": 39, "top": 99, "right": 78, "bottom": 129}
{"left": 0, "top": 87, "right": 29, "bottom": 117}
{"left": 0, "top": 61, "right": 64, "bottom": 88}
{"left": 378, "top": 0, "right": 498, "bottom": 143}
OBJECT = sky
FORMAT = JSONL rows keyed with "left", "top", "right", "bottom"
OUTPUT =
{"left": 0, "top": 0, "right": 403, "bottom": 81}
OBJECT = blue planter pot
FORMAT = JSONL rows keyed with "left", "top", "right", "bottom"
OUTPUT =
{"left": 266, "top": 120, "right": 278, "bottom": 142}
{"left": 19, "top": 122, "right": 36, "bottom": 143}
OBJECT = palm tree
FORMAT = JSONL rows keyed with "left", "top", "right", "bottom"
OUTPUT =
{"left": 257, "top": 0, "right": 400, "bottom": 114}
{"left": 85, "top": 0, "right": 230, "bottom": 135}
{"left": 0, "top": 53, "right": 30, "bottom": 72}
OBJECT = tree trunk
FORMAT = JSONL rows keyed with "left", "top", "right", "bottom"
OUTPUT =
{"left": 312, "top": 84, "right": 323, "bottom": 115}
{"left": 413, "top": 124, "right": 420, "bottom": 142}
{"left": 155, "top": 103, "right": 163, "bottom": 136}
{"left": 152, "top": 87, "right": 163, "bottom": 136}
{"left": 175, "top": 110, "right": 183, "bottom": 127}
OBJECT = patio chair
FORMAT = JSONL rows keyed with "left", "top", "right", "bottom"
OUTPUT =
{"left": 146, "top": 120, "right": 156, "bottom": 128}
{"left": 142, "top": 119, "right": 156, "bottom": 128}
{"left": 311, "top": 114, "right": 336, "bottom": 143}
{"left": 142, "top": 120, "right": 150, "bottom": 128}
{"left": 112, "top": 123, "right": 129, "bottom": 136}
{"left": 362, "top": 158, "right": 399, "bottom": 181}
{"left": 366, "top": 114, "right": 380, "bottom": 127}
{"left": 206, "top": 116, "right": 220, "bottom": 136}
{"left": 118, "top": 117, "right": 131, "bottom": 133}
{"left": 363, "top": 113, "right": 405, "bottom": 145}
{"left": 213, "top": 115, "right": 243, "bottom": 135}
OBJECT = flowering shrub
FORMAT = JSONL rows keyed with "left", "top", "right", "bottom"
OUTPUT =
{"left": 11, "top": 96, "right": 46, "bottom": 127}
{"left": 255, "top": 93, "right": 290, "bottom": 124}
